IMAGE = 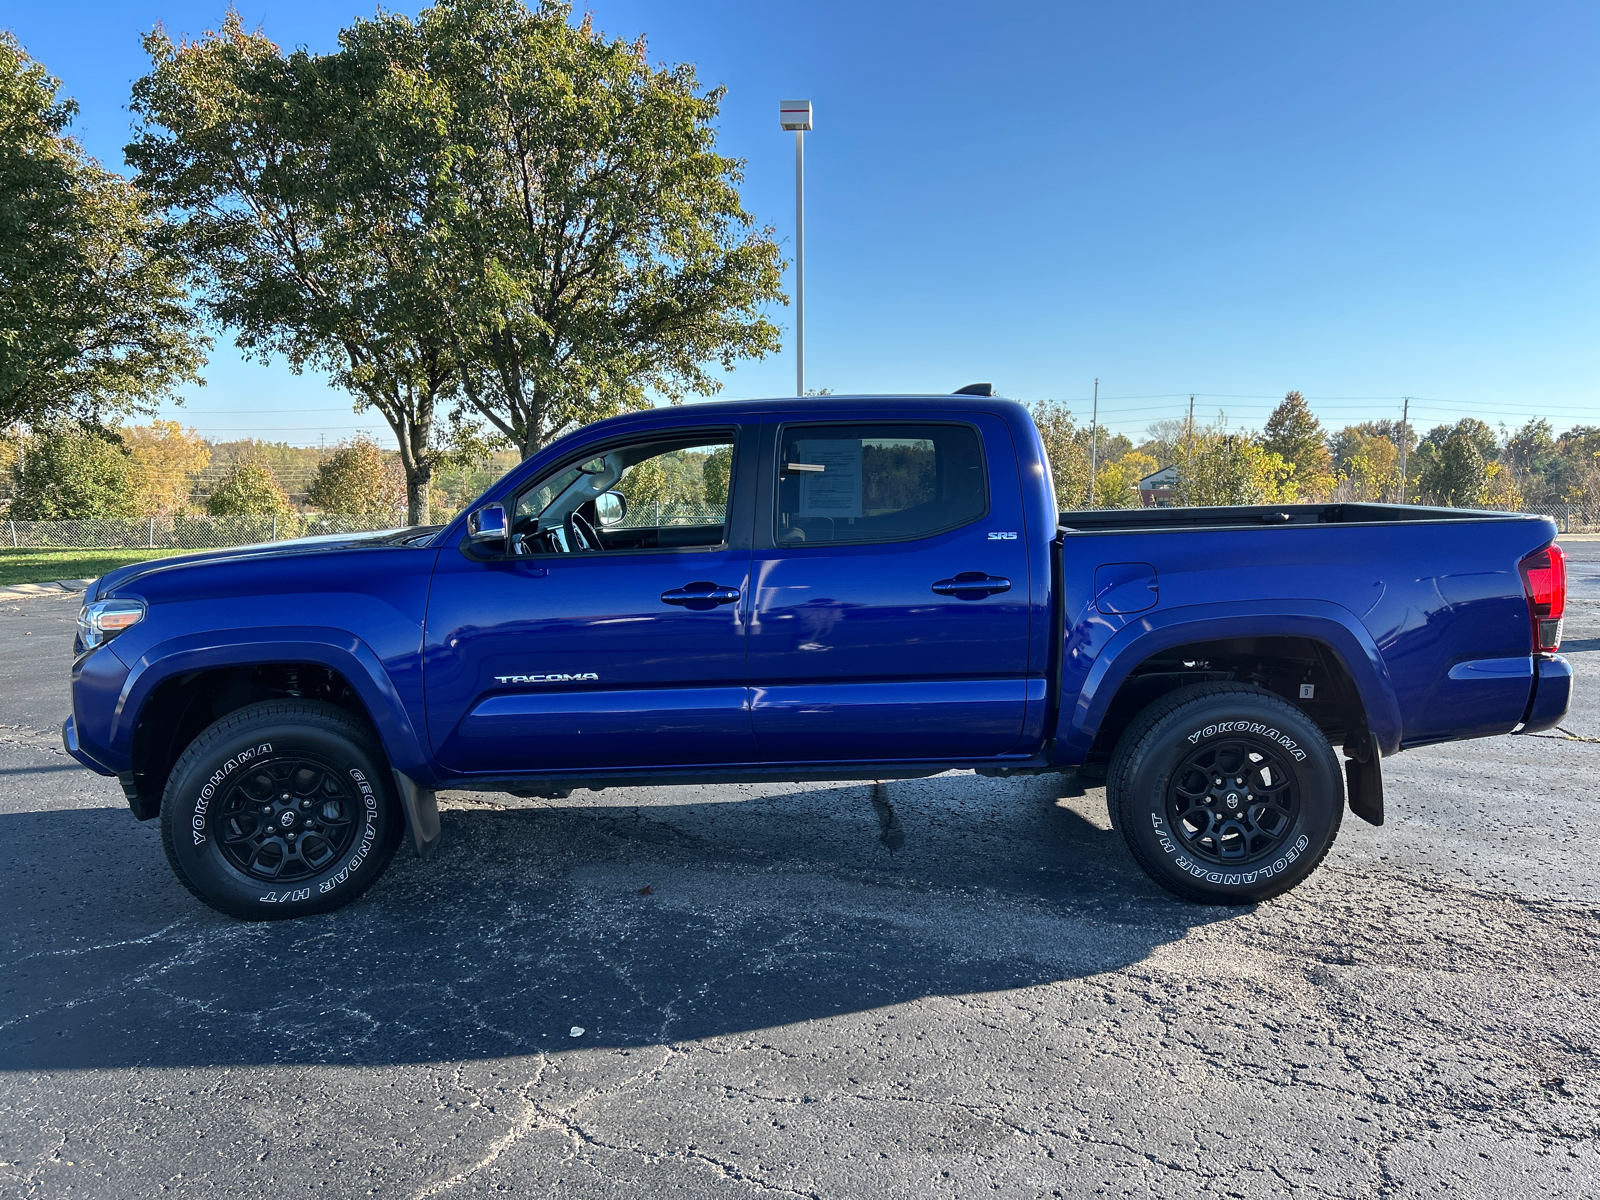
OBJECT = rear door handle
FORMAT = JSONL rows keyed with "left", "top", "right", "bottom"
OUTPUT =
{"left": 932, "top": 572, "right": 1012, "bottom": 599}
{"left": 661, "top": 581, "right": 742, "bottom": 610}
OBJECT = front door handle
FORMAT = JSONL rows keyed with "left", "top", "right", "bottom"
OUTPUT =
{"left": 661, "top": 581, "right": 742, "bottom": 610}
{"left": 932, "top": 572, "right": 1012, "bottom": 600}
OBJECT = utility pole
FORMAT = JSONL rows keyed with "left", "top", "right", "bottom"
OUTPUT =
{"left": 1088, "top": 378, "right": 1099, "bottom": 506}
{"left": 1397, "top": 396, "right": 1411, "bottom": 504}
{"left": 780, "top": 100, "right": 813, "bottom": 396}
{"left": 1186, "top": 396, "right": 1195, "bottom": 503}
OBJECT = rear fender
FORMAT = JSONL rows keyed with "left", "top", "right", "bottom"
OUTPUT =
{"left": 1052, "top": 599, "right": 1403, "bottom": 764}
{"left": 112, "top": 627, "right": 435, "bottom": 784}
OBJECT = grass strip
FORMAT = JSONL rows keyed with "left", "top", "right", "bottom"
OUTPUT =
{"left": 0, "top": 547, "right": 188, "bottom": 587}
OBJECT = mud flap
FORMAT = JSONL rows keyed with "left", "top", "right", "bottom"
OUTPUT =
{"left": 392, "top": 769, "right": 442, "bottom": 857}
{"left": 1343, "top": 732, "right": 1384, "bottom": 827}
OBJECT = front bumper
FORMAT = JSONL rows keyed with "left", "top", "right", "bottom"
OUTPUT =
{"left": 62, "top": 715, "right": 116, "bottom": 776}
{"left": 1519, "top": 654, "right": 1573, "bottom": 734}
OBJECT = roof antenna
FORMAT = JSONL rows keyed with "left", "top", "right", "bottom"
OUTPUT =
{"left": 952, "top": 382, "right": 994, "bottom": 396}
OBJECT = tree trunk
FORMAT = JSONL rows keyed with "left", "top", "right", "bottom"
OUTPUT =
{"left": 405, "top": 460, "right": 432, "bottom": 526}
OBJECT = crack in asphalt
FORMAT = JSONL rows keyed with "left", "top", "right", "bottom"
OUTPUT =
{"left": 869, "top": 782, "right": 906, "bottom": 853}
{"left": 411, "top": 1052, "right": 825, "bottom": 1199}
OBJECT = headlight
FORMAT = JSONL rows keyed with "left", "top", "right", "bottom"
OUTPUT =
{"left": 77, "top": 598, "right": 146, "bottom": 653}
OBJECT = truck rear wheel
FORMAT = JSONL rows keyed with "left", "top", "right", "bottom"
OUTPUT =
{"left": 1107, "top": 683, "right": 1343, "bottom": 904}
{"left": 159, "top": 701, "right": 402, "bottom": 920}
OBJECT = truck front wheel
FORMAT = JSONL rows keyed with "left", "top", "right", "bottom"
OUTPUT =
{"left": 159, "top": 700, "right": 403, "bottom": 920}
{"left": 1107, "top": 683, "right": 1344, "bottom": 904}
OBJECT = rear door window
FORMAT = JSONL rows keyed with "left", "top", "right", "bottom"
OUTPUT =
{"left": 775, "top": 423, "right": 987, "bottom": 545}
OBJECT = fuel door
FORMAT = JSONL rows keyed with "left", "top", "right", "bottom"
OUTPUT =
{"left": 1094, "top": 561, "right": 1159, "bottom": 614}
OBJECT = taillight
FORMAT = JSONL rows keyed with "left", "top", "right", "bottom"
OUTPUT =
{"left": 1518, "top": 543, "right": 1566, "bottom": 653}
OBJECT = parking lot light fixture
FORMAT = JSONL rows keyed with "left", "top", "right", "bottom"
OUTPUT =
{"left": 780, "top": 100, "right": 812, "bottom": 396}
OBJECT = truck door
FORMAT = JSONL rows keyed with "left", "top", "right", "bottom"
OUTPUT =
{"left": 746, "top": 413, "right": 1033, "bottom": 761}
{"left": 424, "top": 425, "right": 757, "bottom": 774}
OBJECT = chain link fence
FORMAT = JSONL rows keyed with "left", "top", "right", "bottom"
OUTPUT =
{"left": 1513, "top": 503, "right": 1600, "bottom": 533}
{"left": 608, "top": 500, "right": 727, "bottom": 530}
{"left": 3, "top": 512, "right": 409, "bottom": 551}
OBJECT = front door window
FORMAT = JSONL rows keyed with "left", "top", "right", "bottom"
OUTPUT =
{"left": 512, "top": 435, "right": 736, "bottom": 555}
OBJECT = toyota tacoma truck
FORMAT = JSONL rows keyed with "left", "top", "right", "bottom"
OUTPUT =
{"left": 63, "top": 393, "right": 1573, "bottom": 919}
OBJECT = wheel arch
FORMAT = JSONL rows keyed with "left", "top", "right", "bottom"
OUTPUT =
{"left": 114, "top": 629, "right": 430, "bottom": 819}
{"left": 1053, "top": 601, "right": 1402, "bottom": 766}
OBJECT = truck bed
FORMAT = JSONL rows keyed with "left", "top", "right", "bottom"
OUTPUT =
{"left": 1049, "top": 502, "right": 1559, "bottom": 764}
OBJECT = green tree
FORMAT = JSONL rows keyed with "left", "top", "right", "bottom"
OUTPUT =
{"left": 9, "top": 424, "right": 141, "bottom": 518}
{"left": 1567, "top": 439, "right": 1600, "bottom": 508}
{"left": 1557, "top": 427, "right": 1600, "bottom": 506}
{"left": 403, "top": 0, "right": 786, "bottom": 457}
{"left": 1335, "top": 431, "right": 1402, "bottom": 502}
{"left": 1176, "top": 433, "right": 1296, "bottom": 506}
{"left": 1031, "top": 401, "right": 1091, "bottom": 509}
{"left": 1095, "top": 450, "right": 1159, "bottom": 509}
{"left": 1504, "top": 418, "right": 1557, "bottom": 474}
{"left": 307, "top": 435, "right": 403, "bottom": 518}
{"left": 1483, "top": 460, "right": 1523, "bottom": 511}
{"left": 0, "top": 35, "right": 206, "bottom": 429}
{"left": 1419, "top": 432, "right": 1488, "bottom": 507}
{"left": 206, "top": 460, "right": 295, "bottom": 519}
{"left": 1331, "top": 420, "right": 1416, "bottom": 478}
{"left": 1500, "top": 419, "right": 1569, "bottom": 505}
{"left": 1559, "top": 425, "right": 1600, "bottom": 464}
{"left": 703, "top": 446, "right": 733, "bottom": 507}
{"left": 429, "top": 447, "right": 522, "bottom": 519}
{"left": 128, "top": 14, "right": 474, "bottom": 525}
{"left": 1262, "top": 391, "right": 1334, "bottom": 500}
{"left": 1450, "top": 418, "right": 1499, "bottom": 462}
{"left": 1412, "top": 419, "right": 1498, "bottom": 505}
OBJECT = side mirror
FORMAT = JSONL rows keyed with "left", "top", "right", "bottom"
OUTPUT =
{"left": 594, "top": 491, "right": 628, "bottom": 527}
{"left": 466, "top": 503, "right": 508, "bottom": 548}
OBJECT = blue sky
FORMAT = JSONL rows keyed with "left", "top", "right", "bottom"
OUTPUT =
{"left": 7, "top": 0, "right": 1598, "bottom": 446}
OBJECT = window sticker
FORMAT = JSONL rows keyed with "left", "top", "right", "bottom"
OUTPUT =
{"left": 796, "top": 439, "right": 863, "bottom": 518}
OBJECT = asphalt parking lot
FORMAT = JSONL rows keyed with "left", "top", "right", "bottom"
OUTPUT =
{"left": 2, "top": 542, "right": 1598, "bottom": 1198}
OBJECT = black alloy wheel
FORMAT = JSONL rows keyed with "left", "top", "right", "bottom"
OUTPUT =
{"left": 215, "top": 755, "right": 363, "bottom": 883}
{"left": 1107, "top": 682, "right": 1344, "bottom": 904}
{"left": 1166, "top": 737, "right": 1300, "bottom": 865}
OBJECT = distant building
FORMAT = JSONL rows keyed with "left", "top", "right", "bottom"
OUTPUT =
{"left": 1138, "top": 465, "right": 1178, "bottom": 507}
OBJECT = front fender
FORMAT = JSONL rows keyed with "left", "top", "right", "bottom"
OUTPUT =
{"left": 112, "top": 627, "right": 435, "bottom": 783}
{"left": 1051, "top": 599, "right": 1403, "bottom": 764}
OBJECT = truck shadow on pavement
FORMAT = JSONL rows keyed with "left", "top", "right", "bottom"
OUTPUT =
{"left": 2, "top": 773, "right": 1232, "bottom": 1070}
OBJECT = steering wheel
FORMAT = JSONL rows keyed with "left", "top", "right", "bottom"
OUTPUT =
{"left": 565, "top": 510, "right": 601, "bottom": 552}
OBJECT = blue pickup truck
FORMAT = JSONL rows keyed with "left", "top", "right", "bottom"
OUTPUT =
{"left": 64, "top": 394, "right": 1573, "bottom": 919}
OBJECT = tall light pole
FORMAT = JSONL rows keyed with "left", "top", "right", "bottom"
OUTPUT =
{"left": 780, "top": 99, "right": 812, "bottom": 396}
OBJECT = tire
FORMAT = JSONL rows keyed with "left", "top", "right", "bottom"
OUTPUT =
{"left": 159, "top": 700, "right": 403, "bottom": 921}
{"left": 1107, "top": 683, "right": 1343, "bottom": 905}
